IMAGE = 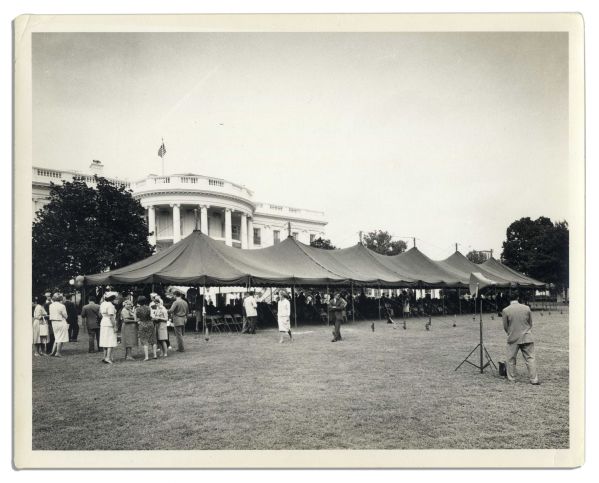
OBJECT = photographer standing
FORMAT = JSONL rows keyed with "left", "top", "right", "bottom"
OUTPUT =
{"left": 502, "top": 296, "right": 540, "bottom": 385}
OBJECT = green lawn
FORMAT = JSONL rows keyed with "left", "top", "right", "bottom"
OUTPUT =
{"left": 32, "top": 309, "right": 569, "bottom": 450}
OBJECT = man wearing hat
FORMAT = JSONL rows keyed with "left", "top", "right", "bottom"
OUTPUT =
{"left": 168, "top": 290, "right": 189, "bottom": 352}
{"left": 330, "top": 292, "right": 347, "bottom": 342}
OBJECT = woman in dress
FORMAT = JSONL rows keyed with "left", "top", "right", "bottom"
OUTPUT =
{"left": 121, "top": 299, "right": 138, "bottom": 361}
{"left": 277, "top": 290, "right": 292, "bottom": 343}
{"left": 49, "top": 293, "right": 69, "bottom": 357}
{"left": 135, "top": 296, "right": 157, "bottom": 361}
{"left": 151, "top": 296, "right": 169, "bottom": 357}
{"left": 99, "top": 293, "right": 118, "bottom": 364}
{"left": 32, "top": 295, "right": 47, "bottom": 357}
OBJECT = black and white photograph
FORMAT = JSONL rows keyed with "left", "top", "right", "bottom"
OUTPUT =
{"left": 12, "top": 13, "right": 585, "bottom": 468}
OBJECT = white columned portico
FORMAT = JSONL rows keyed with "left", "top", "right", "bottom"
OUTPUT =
{"left": 200, "top": 205, "right": 209, "bottom": 234}
{"left": 240, "top": 213, "right": 248, "bottom": 249}
{"left": 147, "top": 205, "right": 156, "bottom": 246}
{"left": 224, "top": 208, "right": 232, "bottom": 246}
{"left": 247, "top": 217, "right": 254, "bottom": 249}
{"left": 171, "top": 203, "right": 181, "bottom": 243}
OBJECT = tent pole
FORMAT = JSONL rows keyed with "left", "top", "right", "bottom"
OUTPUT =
{"left": 203, "top": 285, "right": 208, "bottom": 339}
{"left": 442, "top": 289, "right": 445, "bottom": 315}
{"left": 378, "top": 284, "right": 381, "bottom": 321}
{"left": 326, "top": 285, "right": 330, "bottom": 326}
{"left": 292, "top": 285, "right": 297, "bottom": 329}
{"left": 351, "top": 282, "right": 355, "bottom": 323}
{"left": 479, "top": 295, "right": 484, "bottom": 374}
{"left": 458, "top": 288, "right": 462, "bottom": 315}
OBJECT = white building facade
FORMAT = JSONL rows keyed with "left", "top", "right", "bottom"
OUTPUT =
{"left": 32, "top": 161, "right": 327, "bottom": 251}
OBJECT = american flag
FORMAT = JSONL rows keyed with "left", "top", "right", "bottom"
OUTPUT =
{"left": 158, "top": 142, "right": 167, "bottom": 158}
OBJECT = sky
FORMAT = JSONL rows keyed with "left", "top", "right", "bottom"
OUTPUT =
{"left": 32, "top": 32, "right": 569, "bottom": 257}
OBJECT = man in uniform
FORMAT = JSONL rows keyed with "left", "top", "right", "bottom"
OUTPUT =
{"left": 502, "top": 295, "right": 540, "bottom": 385}
{"left": 330, "top": 292, "right": 347, "bottom": 342}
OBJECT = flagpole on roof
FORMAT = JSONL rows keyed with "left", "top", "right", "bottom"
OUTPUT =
{"left": 158, "top": 138, "right": 167, "bottom": 176}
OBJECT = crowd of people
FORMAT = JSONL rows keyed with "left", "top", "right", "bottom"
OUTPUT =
{"left": 32, "top": 289, "right": 190, "bottom": 363}
{"left": 32, "top": 285, "right": 543, "bottom": 383}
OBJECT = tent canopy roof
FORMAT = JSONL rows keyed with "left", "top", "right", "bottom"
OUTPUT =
{"left": 84, "top": 230, "right": 546, "bottom": 288}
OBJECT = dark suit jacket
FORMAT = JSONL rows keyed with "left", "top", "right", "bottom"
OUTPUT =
{"left": 64, "top": 300, "right": 79, "bottom": 325}
{"left": 81, "top": 303, "right": 101, "bottom": 330}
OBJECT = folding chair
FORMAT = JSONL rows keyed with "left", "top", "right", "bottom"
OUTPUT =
{"left": 206, "top": 315, "right": 224, "bottom": 334}
{"left": 223, "top": 314, "right": 238, "bottom": 333}
{"left": 232, "top": 314, "right": 245, "bottom": 331}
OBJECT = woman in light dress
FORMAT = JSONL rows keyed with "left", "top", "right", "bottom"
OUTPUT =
{"left": 277, "top": 290, "right": 292, "bottom": 343}
{"left": 49, "top": 293, "right": 69, "bottom": 357}
{"left": 120, "top": 299, "right": 138, "bottom": 361}
{"left": 32, "top": 295, "right": 48, "bottom": 356}
{"left": 99, "top": 293, "right": 118, "bottom": 364}
{"left": 151, "top": 296, "right": 169, "bottom": 358}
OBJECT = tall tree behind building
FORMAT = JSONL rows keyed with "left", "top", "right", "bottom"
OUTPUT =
{"left": 363, "top": 230, "right": 407, "bottom": 255}
{"left": 32, "top": 177, "right": 154, "bottom": 295}
{"left": 501, "top": 216, "right": 569, "bottom": 292}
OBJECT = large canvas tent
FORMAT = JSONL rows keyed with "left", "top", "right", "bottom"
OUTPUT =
{"left": 84, "top": 230, "right": 545, "bottom": 289}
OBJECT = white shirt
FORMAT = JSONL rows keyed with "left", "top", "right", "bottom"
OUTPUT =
{"left": 243, "top": 296, "right": 258, "bottom": 317}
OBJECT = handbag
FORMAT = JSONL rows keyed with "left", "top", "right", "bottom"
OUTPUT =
{"left": 498, "top": 361, "right": 507, "bottom": 377}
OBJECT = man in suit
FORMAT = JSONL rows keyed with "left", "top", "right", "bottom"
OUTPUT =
{"left": 502, "top": 296, "right": 540, "bottom": 385}
{"left": 81, "top": 296, "right": 101, "bottom": 353}
{"left": 64, "top": 294, "right": 79, "bottom": 342}
{"left": 168, "top": 290, "right": 189, "bottom": 352}
{"left": 330, "top": 292, "right": 347, "bottom": 342}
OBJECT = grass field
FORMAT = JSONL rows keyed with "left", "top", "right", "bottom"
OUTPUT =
{"left": 32, "top": 309, "right": 569, "bottom": 450}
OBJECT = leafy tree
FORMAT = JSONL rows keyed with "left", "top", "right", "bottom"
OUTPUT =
{"left": 32, "top": 177, "right": 154, "bottom": 295}
{"left": 310, "top": 237, "right": 337, "bottom": 250}
{"left": 466, "top": 250, "right": 488, "bottom": 264}
{"left": 363, "top": 230, "right": 407, "bottom": 255}
{"left": 501, "top": 217, "right": 569, "bottom": 290}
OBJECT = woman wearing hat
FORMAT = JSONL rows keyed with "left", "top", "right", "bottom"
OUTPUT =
{"left": 135, "top": 296, "right": 157, "bottom": 361}
{"left": 277, "top": 290, "right": 292, "bottom": 343}
{"left": 120, "top": 299, "right": 138, "bottom": 361}
{"left": 99, "top": 293, "right": 118, "bottom": 364}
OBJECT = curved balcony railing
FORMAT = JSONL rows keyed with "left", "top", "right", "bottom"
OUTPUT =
{"left": 132, "top": 174, "right": 253, "bottom": 201}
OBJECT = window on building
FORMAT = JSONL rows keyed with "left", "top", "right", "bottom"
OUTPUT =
{"left": 273, "top": 230, "right": 281, "bottom": 244}
{"left": 253, "top": 228, "right": 261, "bottom": 246}
{"left": 310, "top": 234, "right": 316, "bottom": 244}
{"left": 232, "top": 225, "right": 240, "bottom": 241}
{"left": 292, "top": 232, "right": 298, "bottom": 240}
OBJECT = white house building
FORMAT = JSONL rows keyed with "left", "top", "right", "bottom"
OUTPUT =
{"left": 32, "top": 161, "right": 328, "bottom": 251}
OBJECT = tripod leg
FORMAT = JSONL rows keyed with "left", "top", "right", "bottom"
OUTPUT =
{"left": 483, "top": 345, "right": 497, "bottom": 370}
{"left": 455, "top": 344, "right": 481, "bottom": 371}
